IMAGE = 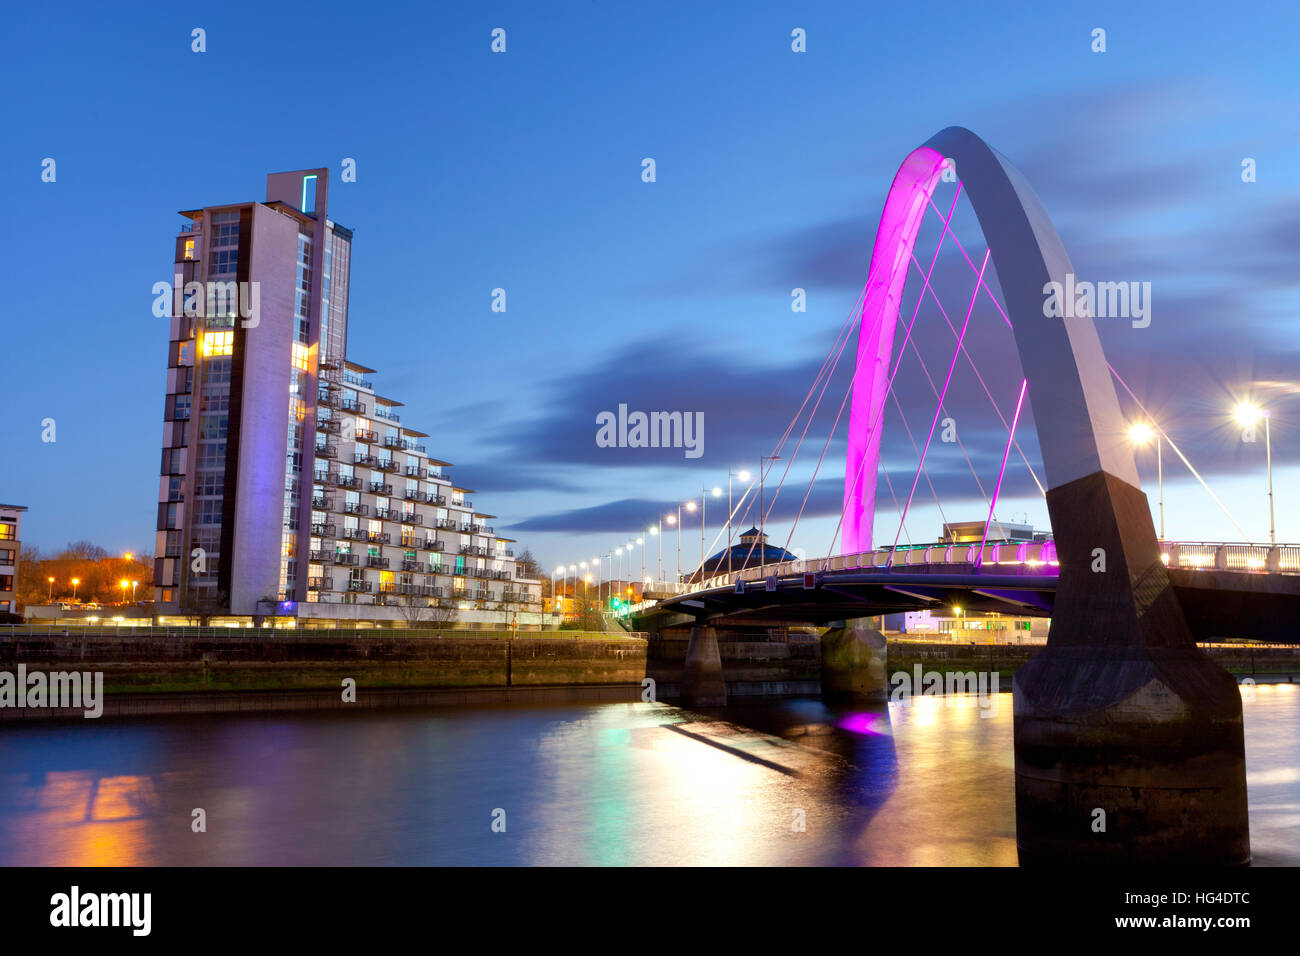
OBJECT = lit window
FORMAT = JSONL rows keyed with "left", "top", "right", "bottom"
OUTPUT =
{"left": 202, "top": 331, "right": 233, "bottom": 356}
{"left": 184, "top": 238, "right": 196, "bottom": 261}
{"left": 292, "top": 343, "right": 311, "bottom": 371}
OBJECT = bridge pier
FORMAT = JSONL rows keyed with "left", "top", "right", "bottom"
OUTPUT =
{"left": 682, "top": 625, "right": 727, "bottom": 708}
{"left": 820, "top": 618, "right": 888, "bottom": 703}
{"left": 1014, "top": 471, "right": 1250, "bottom": 866}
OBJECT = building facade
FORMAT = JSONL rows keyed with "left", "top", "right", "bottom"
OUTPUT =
{"left": 0, "top": 504, "right": 27, "bottom": 615}
{"left": 153, "top": 169, "right": 540, "bottom": 625}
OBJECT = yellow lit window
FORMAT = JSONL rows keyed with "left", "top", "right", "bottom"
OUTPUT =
{"left": 202, "top": 331, "right": 233, "bottom": 356}
{"left": 292, "top": 343, "right": 310, "bottom": 371}
{"left": 183, "top": 238, "right": 195, "bottom": 261}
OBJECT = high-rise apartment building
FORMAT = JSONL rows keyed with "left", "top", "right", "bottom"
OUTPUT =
{"left": 0, "top": 504, "right": 27, "bottom": 615}
{"left": 154, "top": 170, "right": 540, "bottom": 625}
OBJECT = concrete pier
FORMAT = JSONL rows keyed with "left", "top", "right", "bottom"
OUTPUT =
{"left": 820, "top": 619, "right": 888, "bottom": 702}
{"left": 681, "top": 626, "right": 727, "bottom": 707}
{"left": 1014, "top": 471, "right": 1250, "bottom": 865}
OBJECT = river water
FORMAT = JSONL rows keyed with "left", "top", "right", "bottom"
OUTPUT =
{"left": 1, "top": 685, "right": 1296, "bottom": 866}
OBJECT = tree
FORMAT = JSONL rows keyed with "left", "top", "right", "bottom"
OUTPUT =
{"left": 514, "top": 547, "right": 541, "bottom": 580}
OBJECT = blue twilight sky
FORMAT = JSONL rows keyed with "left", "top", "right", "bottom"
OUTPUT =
{"left": 2, "top": 0, "right": 1298, "bottom": 575}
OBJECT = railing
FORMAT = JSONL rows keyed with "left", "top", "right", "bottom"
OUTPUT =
{"left": 311, "top": 523, "right": 336, "bottom": 537}
{"left": 366, "top": 556, "right": 389, "bottom": 568}
{"left": 341, "top": 399, "right": 367, "bottom": 414}
{"left": 317, "top": 419, "right": 341, "bottom": 434}
{"left": 369, "top": 482, "right": 392, "bottom": 495}
{"left": 382, "top": 435, "right": 403, "bottom": 448}
{"left": 355, "top": 430, "right": 379, "bottom": 445}
{"left": 367, "top": 532, "right": 390, "bottom": 544}
{"left": 334, "top": 475, "right": 361, "bottom": 489}
{"left": 343, "top": 372, "right": 372, "bottom": 390}
{"left": 378, "top": 459, "right": 399, "bottom": 472}
{"left": 423, "top": 538, "right": 445, "bottom": 551}
{"left": 405, "top": 466, "right": 424, "bottom": 478}
{"left": 311, "top": 496, "right": 333, "bottom": 510}
{"left": 334, "top": 553, "right": 359, "bottom": 566}
{"left": 375, "top": 508, "right": 395, "bottom": 520}
{"left": 374, "top": 407, "right": 401, "bottom": 423}
{"left": 314, "top": 444, "right": 337, "bottom": 459}
{"left": 400, "top": 513, "right": 423, "bottom": 526}
{"left": 342, "top": 528, "right": 366, "bottom": 541}
{"left": 343, "top": 502, "right": 369, "bottom": 515}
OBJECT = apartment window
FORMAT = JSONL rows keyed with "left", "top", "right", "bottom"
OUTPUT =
{"left": 0, "top": 549, "right": 14, "bottom": 563}
{"left": 167, "top": 477, "right": 185, "bottom": 502}
{"left": 292, "top": 343, "right": 310, "bottom": 372}
{"left": 205, "top": 358, "right": 232, "bottom": 384}
{"left": 195, "top": 499, "right": 223, "bottom": 525}
{"left": 202, "top": 331, "right": 234, "bottom": 357}
{"left": 209, "top": 248, "right": 238, "bottom": 275}
{"left": 0, "top": 523, "right": 15, "bottom": 541}
{"left": 197, "top": 441, "right": 226, "bottom": 468}
{"left": 196, "top": 472, "right": 224, "bottom": 497}
{"left": 183, "top": 238, "right": 195, "bottom": 261}
{"left": 0, "top": 576, "right": 13, "bottom": 592}
{"left": 200, "top": 413, "right": 228, "bottom": 440}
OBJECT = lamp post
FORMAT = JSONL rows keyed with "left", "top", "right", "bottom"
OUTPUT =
{"left": 71, "top": 578, "right": 80, "bottom": 602}
{"left": 1129, "top": 422, "right": 1163, "bottom": 540}
{"left": 131, "top": 580, "right": 139, "bottom": 602}
{"left": 727, "top": 469, "right": 750, "bottom": 578}
{"left": 683, "top": 501, "right": 696, "bottom": 582}
{"left": 47, "top": 577, "right": 54, "bottom": 601}
{"left": 759, "top": 455, "right": 782, "bottom": 574}
{"left": 636, "top": 538, "right": 644, "bottom": 596}
{"left": 649, "top": 523, "right": 661, "bottom": 587}
{"left": 700, "top": 487, "right": 722, "bottom": 579}
{"left": 667, "top": 512, "right": 680, "bottom": 583}
{"left": 1234, "top": 401, "right": 1275, "bottom": 544}
{"left": 119, "top": 579, "right": 129, "bottom": 604}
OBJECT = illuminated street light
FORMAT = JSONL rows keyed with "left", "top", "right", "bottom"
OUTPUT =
{"left": 71, "top": 578, "right": 80, "bottom": 601}
{"left": 120, "top": 579, "right": 129, "bottom": 603}
{"left": 1233, "top": 400, "right": 1274, "bottom": 544}
{"left": 1129, "top": 421, "right": 1163, "bottom": 539}
{"left": 131, "top": 580, "right": 139, "bottom": 601}
{"left": 47, "top": 576, "right": 54, "bottom": 601}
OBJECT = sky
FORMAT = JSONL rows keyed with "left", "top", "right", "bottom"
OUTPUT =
{"left": 3, "top": 0, "right": 1298, "bottom": 578}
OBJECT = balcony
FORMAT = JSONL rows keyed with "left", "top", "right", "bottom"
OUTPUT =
{"left": 334, "top": 552, "right": 359, "bottom": 565}
{"left": 308, "top": 550, "right": 329, "bottom": 562}
{"left": 437, "top": 518, "right": 459, "bottom": 531}
{"left": 375, "top": 508, "right": 396, "bottom": 520}
{"left": 368, "top": 481, "right": 392, "bottom": 495}
{"left": 318, "top": 392, "right": 339, "bottom": 408}
{"left": 382, "top": 435, "right": 403, "bottom": 448}
{"left": 343, "top": 502, "right": 369, "bottom": 516}
{"left": 375, "top": 407, "right": 401, "bottom": 423}
{"left": 317, "top": 419, "right": 341, "bottom": 434}
{"left": 404, "top": 465, "right": 424, "bottom": 478}
{"left": 378, "top": 458, "right": 400, "bottom": 472}
{"left": 434, "top": 495, "right": 448, "bottom": 505}
{"left": 473, "top": 590, "right": 489, "bottom": 602}
{"left": 400, "top": 559, "right": 421, "bottom": 572}
{"left": 307, "top": 577, "right": 331, "bottom": 591}
{"left": 367, "top": 531, "right": 390, "bottom": 544}
{"left": 453, "top": 588, "right": 471, "bottom": 599}
{"left": 311, "top": 523, "right": 336, "bottom": 537}
{"left": 342, "top": 528, "right": 366, "bottom": 541}
{"left": 460, "top": 545, "right": 487, "bottom": 557}
{"left": 366, "top": 555, "right": 389, "bottom": 568}
{"left": 347, "top": 580, "right": 372, "bottom": 592}
{"left": 311, "top": 496, "right": 333, "bottom": 510}
{"left": 312, "top": 470, "right": 331, "bottom": 484}
{"left": 354, "top": 429, "right": 379, "bottom": 444}
{"left": 354, "top": 452, "right": 378, "bottom": 467}
{"left": 504, "top": 549, "right": 515, "bottom": 558}
{"left": 423, "top": 538, "right": 445, "bottom": 551}
{"left": 343, "top": 372, "right": 372, "bottom": 390}
{"left": 314, "top": 444, "right": 337, "bottom": 459}
{"left": 341, "top": 398, "right": 367, "bottom": 414}
{"left": 334, "top": 474, "right": 361, "bottom": 489}
{"left": 400, "top": 512, "right": 423, "bottom": 526}
{"left": 403, "top": 440, "right": 426, "bottom": 454}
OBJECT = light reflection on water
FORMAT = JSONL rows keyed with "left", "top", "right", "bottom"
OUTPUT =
{"left": 0, "top": 686, "right": 1295, "bottom": 866}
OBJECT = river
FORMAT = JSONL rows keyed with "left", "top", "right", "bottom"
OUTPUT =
{"left": 1, "top": 685, "right": 1296, "bottom": 865}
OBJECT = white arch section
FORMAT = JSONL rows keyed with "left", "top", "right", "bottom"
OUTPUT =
{"left": 842, "top": 126, "right": 1139, "bottom": 554}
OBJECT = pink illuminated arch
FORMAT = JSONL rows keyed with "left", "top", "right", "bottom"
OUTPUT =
{"left": 842, "top": 127, "right": 1139, "bottom": 554}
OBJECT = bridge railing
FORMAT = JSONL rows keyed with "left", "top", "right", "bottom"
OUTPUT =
{"left": 668, "top": 540, "right": 1299, "bottom": 601}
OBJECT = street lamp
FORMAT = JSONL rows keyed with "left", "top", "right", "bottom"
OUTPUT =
{"left": 71, "top": 578, "right": 80, "bottom": 602}
{"left": 1129, "top": 422, "right": 1163, "bottom": 540}
{"left": 665, "top": 513, "right": 678, "bottom": 583}
{"left": 648, "top": 524, "right": 661, "bottom": 587}
{"left": 727, "top": 469, "right": 750, "bottom": 577}
{"left": 47, "top": 577, "right": 55, "bottom": 601}
{"left": 120, "top": 579, "right": 129, "bottom": 604}
{"left": 759, "top": 455, "right": 782, "bottom": 573}
{"left": 1233, "top": 401, "right": 1274, "bottom": 544}
{"left": 131, "top": 580, "right": 139, "bottom": 601}
{"left": 636, "top": 538, "right": 644, "bottom": 592}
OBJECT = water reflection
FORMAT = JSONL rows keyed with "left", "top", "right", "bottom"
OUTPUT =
{"left": 0, "top": 686, "right": 1294, "bottom": 866}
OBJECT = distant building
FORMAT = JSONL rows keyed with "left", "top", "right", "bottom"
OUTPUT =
{"left": 152, "top": 169, "right": 540, "bottom": 626}
{"left": 940, "top": 519, "right": 1048, "bottom": 544}
{"left": 688, "top": 527, "right": 799, "bottom": 582}
{"left": 0, "top": 504, "right": 27, "bottom": 615}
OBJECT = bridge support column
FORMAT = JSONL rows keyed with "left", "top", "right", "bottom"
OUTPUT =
{"left": 820, "top": 618, "right": 888, "bottom": 703}
{"left": 682, "top": 625, "right": 727, "bottom": 708}
{"left": 1014, "top": 471, "right": 1249, "bottom": 865}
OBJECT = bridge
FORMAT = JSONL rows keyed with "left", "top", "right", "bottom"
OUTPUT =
{"left": 638, "top": 539, "right": 1300, "bottom": 642}
{"left": 558, "top": 126, "right": 1293, "bottom": 864}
